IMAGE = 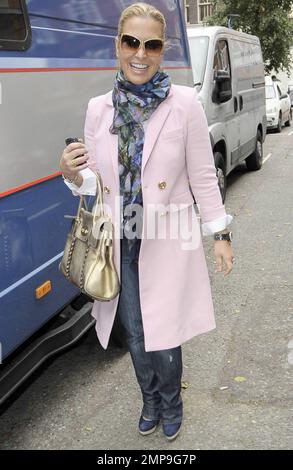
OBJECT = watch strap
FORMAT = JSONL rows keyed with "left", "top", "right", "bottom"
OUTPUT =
{"left": 214, "top": 231, "right": 232, "bottom": 241}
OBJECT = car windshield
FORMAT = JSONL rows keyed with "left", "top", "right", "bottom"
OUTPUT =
{"left": 266, "top": 85, "right": 276, "bottom": 99}
{"left": 188, "top": 36, "right": 209, "bottom": 86}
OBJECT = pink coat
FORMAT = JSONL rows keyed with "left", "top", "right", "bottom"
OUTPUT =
{"left": 83, "top": 84, "right": 228, "bottom": 351}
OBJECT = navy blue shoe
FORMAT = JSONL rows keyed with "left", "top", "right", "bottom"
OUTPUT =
{"left": 138, "top": 416, "right": 160, "bottom": 436}
{"left": 162, "top": 422, "right": 182, "bottom": 441}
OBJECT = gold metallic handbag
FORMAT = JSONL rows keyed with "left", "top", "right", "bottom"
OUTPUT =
{"left": 59, "top": 172, "right": 120, "bottom": 301}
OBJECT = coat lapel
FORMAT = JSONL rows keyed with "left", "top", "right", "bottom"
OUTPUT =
{"left": 105, "top": 86, "right": 173, "bottom": 182}
{"left": 141, "top": 100, "right": 171, "bottom": 175}
{"left": 105, "top": 99, "right": 119, "bottom": 187}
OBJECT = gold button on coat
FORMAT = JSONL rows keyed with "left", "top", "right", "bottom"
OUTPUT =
{"left": 104, "top": 186, "right": 111, "bottom": 194}
{"left": 158, "top": 181, "right": 167, "bottom": 190}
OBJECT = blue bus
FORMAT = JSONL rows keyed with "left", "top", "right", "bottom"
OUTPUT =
{"left": 0, "top": 0, "right": 193, "bottom": 404}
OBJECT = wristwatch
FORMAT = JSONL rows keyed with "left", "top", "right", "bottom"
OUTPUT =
{"left": 214, "top": 231, "right": 233, "bottom": 242}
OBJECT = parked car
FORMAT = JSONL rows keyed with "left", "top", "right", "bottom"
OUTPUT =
{"left": 187, "top": 25, "right": 266, "bottom": 202}
{"left": 265, "top": 76, "right": 292, "bottom": 132}
{"left": 288, "top": 84, "right": 293, "bottom": 107}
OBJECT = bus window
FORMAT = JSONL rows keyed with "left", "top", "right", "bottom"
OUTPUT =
{"left": 0, "top": 0, "right": 31, "bottom": 51}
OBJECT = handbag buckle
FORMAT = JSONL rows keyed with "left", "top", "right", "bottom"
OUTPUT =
{"left": 81, "top": 226, "right": 89, "bottom": 236}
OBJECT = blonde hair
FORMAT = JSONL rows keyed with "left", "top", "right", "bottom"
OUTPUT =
{"left": 117, "top": 2, "right": 167, "bottom": 42}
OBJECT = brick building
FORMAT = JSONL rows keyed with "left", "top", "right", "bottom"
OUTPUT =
{"left": 184, "top": 0, "right": 214, "bottom": 24}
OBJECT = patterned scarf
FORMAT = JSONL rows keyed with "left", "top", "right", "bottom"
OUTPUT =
{"left": 109, "top": 69, "right": 171, "bottom": 247}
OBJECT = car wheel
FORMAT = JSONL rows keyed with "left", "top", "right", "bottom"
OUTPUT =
{"left": 246, "top": 130, "right": 263, "bottom": 171}
{"left": 276, "top": 113, "right": 282, "bottom": 133}
{"left": 214, "top": 151, "right": 226, "bottom": 203}
{"left": 285, "top": 109, "right": 292, "bottom": 127}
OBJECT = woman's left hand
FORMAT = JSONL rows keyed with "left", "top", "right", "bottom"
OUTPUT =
{"left": 214, "top": 241, "right": 234, "bottom": 276}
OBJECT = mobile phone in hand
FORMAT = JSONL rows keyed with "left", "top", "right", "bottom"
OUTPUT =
{"left": 65, "top": 137, "right": 84, "bottom": 166}
{"left": 65, "top": 137, "right": 80, "bottom": 146}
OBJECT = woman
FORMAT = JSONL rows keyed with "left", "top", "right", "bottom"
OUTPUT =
{"left": 60, "top": 2, "right": 234, "bottom": 441}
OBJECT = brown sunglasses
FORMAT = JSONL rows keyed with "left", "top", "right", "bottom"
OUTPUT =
{"left": 119, "top": 33, "right": 164, "bottom": 56}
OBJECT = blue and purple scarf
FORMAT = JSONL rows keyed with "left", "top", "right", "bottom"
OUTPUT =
{"left": 109, "top": 69, "right": 171, "bottom": 247}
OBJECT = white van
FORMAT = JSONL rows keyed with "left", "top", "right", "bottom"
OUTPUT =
{"left": 187, "top": 26, "right": 267, "bottom": 201}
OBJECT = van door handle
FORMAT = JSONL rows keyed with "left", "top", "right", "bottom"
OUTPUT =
{"left": 234, "top": 97, "right": 238, "bottom": 113}
{"left": 239, "top": 95, "right": 243, "bottom": 111}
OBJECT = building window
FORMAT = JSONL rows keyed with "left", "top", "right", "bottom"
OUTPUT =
{"left": 0, "top": 0, "right": 31, "bottom": 51}
{"left": 184, "top": 0, "right": 190, "bottom": 24}
{"left": 198, "top": 1, "right": 213, "bottom": 23}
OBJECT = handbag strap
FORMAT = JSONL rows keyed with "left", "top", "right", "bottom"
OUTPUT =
{"left": 77, "top": 171, "right": 105, "bottom": 219}
{"left": 93, "top": 171, "right": 105, "bottom": 218}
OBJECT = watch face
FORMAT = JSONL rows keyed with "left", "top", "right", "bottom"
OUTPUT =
{"left": 229, "top": 231, "right": 233, "bottom": 241}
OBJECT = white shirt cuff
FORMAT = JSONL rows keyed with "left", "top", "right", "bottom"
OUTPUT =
{"left": 201, "top": 214, "right": 233, "bottom": 236}
{"left": 63, "top": 168, "right": 97, "bottom": 196}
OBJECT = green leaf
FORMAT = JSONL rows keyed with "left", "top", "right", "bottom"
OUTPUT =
{"left": 208, "top": 0, "right": 293, "bottom": 74}
{"left": 234, "top": 376, "right": 247, "bottom": 382}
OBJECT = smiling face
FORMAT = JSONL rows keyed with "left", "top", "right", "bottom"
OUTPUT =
{"left": 116, "top": 16, "right": 165, "bottom": 85}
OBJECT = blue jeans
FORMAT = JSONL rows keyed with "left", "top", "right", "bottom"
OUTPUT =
{"left": 116, "top": 237, "right": 183, "bottom": 425}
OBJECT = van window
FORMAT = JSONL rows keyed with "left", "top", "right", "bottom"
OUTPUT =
{"left": 188, "top": 36, "right": 209, "bottom": 86}
{"left": 213, "top": 40, "right": 231, "bottom": 77}
{"left": 213, "top": 39, "right": 232, "bottom": 103}
{"left": 0, "top": 0, "right": 31, "bottom": 51}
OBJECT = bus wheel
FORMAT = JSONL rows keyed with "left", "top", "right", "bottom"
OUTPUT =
{"left": 110, "top": 315, "right": 127, "bottom": 349}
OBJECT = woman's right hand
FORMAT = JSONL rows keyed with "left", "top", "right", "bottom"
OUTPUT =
{"left": 59, "top": 139, "right": 89, "bottom": 180}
